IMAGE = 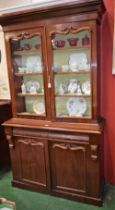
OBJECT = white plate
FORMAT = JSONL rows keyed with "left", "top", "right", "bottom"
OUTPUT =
{"left": 82, "top": 80, "right": 91, "bottom": 94}
{"left": 26, "top": 55, "right": 42, "bottom": 72}
{"left": 25, "top": 80, "right": 40, "bottom": 93}
{"left": 69, "top": 53, "right": 88, "bottom": 71}
{"left": 66, "top": 97, "right": 87, "bottom": 117}
{"left": 33, "top": 100, "right": 45, "bottom": 115}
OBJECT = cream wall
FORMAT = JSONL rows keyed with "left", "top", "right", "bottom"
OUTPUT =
{"left": 0, "top": 26, "right": 10, "bottom": 99}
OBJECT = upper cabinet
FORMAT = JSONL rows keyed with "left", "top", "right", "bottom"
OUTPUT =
{"left": 5, "top": 21, "right": 98, "bottom": 122}
{"left": 2, "top": 0, "right": 105, "bottom": 123}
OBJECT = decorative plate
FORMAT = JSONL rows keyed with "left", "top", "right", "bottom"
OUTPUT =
{"left": 66, "top": 97, "right": 87, "bottom": 117}
{"left": 82, "top": 80, "right": 91, "bottom": 95}
{"left": 69, "top": 53, "right": 88, "bottom": 71}
{"left": 33, "top": 100, "right": 45, "bottom": 115}
{"left": 26, "top": 55, "right": 42, "bottom": 72}
{"left": 25, "top": 80, "right": 40, "bottom": 93}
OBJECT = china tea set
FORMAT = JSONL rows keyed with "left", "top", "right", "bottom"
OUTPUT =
{"left": 55, "top": 38, "right": 79, "bottom": 48}
{"left": 69, "top": 53, "right": 90, "bottom": 72}
{"left": 53, "top": 52, "right": 90, "bottom": 73}
{"left": 15, "top": 42, "right": 40, "bottom": 51}
{"left": 18, "top": 55, "right": 43, "bottom": 74}
{"left": 54, "top": 34, "right": 90, "bottom": 48}
{"left": 21, "top": 80, "right": 42, "bottom": 94}
{"left": 58, "top": 79, "right": 91, "bottom": 95}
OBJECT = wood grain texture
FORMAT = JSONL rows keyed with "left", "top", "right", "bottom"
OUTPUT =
{"left": 1, "top": 0, "right": 105, "bottom": 206}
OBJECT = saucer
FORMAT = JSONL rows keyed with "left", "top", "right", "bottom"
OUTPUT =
{"left": 33, "top": 100, "right": 45, "bottom": 115}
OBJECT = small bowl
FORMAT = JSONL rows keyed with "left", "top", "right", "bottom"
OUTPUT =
{"left": 18, "top": 67, "right": 25, "bottom": 73}
{"left": 23, "top": 44, "right": 31, "bottom": 50}
{"left": 34, "top": 44, "right": 40, "bottom": 49}
{"left": 55, "top": 40, "right": 65, "bottom": 48}
{"left": 67, "top": 38, "right": 79, "bottom": 46}
{"left": 62, "top": 65, "right": 69, "bottom": 72}
{"left": 69, "top": 64, "right": 79, "bottom": 72}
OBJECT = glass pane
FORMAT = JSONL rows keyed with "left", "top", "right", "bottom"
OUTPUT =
{"left": 11, "top": 34, "right": 46, "bottom": 116}
{"left": 52, "top": 29, "right": 92, "bottom": 118}
{"left": 55, "top": 97, "right": 91, "bottom": 118}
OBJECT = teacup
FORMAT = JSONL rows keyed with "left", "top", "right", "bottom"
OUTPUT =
{"left": 34, "top": 64, "right": 43, "bottom": 73}
{"left": 23, "top": 43, "right": 31, "bottom": 50}
{"left": 18, "top": 67, "right": 25, "bottom": 73}
{"left": 34, "top": 44, "right": 40, "bottom": 49}
{"left": 69, "top": 64, "right": 79, "bottom": 72}
{"left": 62, "top": 65, "right": 69, "bottom": 72}
{"left": 55, "top": 40, "right": 65, "bottom": 48}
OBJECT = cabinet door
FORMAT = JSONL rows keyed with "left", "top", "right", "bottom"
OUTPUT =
{"left": 46, "top": 22, "right": 97, "bottom": 122}
{"left": 16, "top": 137, "right": 47, "bottom": 189}
{"left": 49, "top": 141, "right": 87, "bottom": 194}
{"left": 5, "top": 28, "right": 50, "bottom": 119}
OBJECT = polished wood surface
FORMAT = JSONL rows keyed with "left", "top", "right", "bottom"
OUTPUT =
{"left": 1, "top": 0, "right": 105, "bottom": 206}
{"left": 4, "top": 125, "right": 103, "bottom": 205}
{"left": 3, "top": 117, "right": 104, "bottom": 134}
{"left": 0, "top": 0, "right": 105, "bottom": 27}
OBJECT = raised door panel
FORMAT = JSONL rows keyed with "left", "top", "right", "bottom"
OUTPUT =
{"left": 17, "top": 138, "right": 47, "bottom": 187}
{"left": 49, "top": 142, "right": 87, "bottom": 194}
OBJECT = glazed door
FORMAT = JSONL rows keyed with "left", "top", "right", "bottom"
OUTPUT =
{"left": 46, "top": 21, "right": 97, "bottom": 122}
{"left": 5, "top": 28, "right": 50, "bottom": 119}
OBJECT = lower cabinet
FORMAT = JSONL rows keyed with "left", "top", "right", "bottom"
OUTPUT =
{"left": 49, "top": 136, "right": 102, "bottom": 204}
{"left": 49, "top": 141, "right": 87, "bottom": 194}
{"left": 8, "top": 131, "right": 50, "bottom": 192}
{"left": 5, "top": 127, "right": 103, "bottom": 206}
{"left": 16, "top": 137, "right": 47, "bottom": 188}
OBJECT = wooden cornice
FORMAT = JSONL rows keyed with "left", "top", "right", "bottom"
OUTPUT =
{"left": 0, "top": 0, "right": 105, "bottom": 26}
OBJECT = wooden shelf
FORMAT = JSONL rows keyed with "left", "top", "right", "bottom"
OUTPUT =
{"left": 15, "top": 72, "right": 43, "bottom": 76}
{"left": 56, "top": 115, "right": 91, "bottom": 119}
{"left": 55, "top": 94, "right": 91, "bottom": 97}
{"left": 54, "top": 70, "right": 90, "bottom": 75}
{"left": 13, "top": 48, "right": 41, "bottom": 55}
{"left": 17, "top": 93, "right": 44, "bottom": 96}
{"left": 53, "top": 45, "right": 90, "bottom": 51}
{"left": 17, "top": 112, "right": 45, "bottom": 116}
